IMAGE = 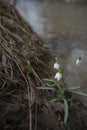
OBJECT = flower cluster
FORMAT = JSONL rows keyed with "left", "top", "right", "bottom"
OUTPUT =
{"left": 54, "top": 61, "right": 62, "bottom": 81}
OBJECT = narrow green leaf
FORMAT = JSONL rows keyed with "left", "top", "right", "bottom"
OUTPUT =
{"left": 50, "top": 98, "right": 59, "bottom": 102}
{"left": 50, "top": 78, "right": 61, "bottom": 89}
{"left": 63, "top": 99, "right": 68, "bottom": 124}
{"left": 37, "top": 87, "right": 55, "bottom": 91}
{"left": 43, "top": 78, "right": 61, "bottom": 89}
{"left": 67, "top": 86, "right": 80, "bottom": 90}
{"left": 68, "top": 90, "right": 87, "bottom": 96}
{"left": 56, "top": 84, "right": 61, "bottom": 90}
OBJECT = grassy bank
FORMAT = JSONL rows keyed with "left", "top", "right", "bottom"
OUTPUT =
{"left": 0, "top": 1, "right": 55, "bottom": 129}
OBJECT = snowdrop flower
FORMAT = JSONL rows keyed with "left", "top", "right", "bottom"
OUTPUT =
{"left": 75, "top": 58, "right": 81, "bottom": 66}
{"left": 54, "top": 63, "right": 60, "bottom": 70}
{"left": 54, "top": 72, "right": 62, "bottom": 81}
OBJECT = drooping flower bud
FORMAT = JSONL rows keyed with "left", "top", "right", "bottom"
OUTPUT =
{"left": 54, "top": 72, "right": 62, "bottom": 81}
{"left": 75, "top": 58, "right": 81, "bottom": 66}
{"left": 54, "top": 63, "right": 60, "bottom": 70}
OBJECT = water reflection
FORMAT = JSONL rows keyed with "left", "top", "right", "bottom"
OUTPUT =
{"left": 15, "top": 0, "right": 87, "bottom": 105}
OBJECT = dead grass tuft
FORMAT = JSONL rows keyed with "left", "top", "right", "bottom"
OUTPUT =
{"left": 0, "top": 0, "right": 54, "bottom": 109}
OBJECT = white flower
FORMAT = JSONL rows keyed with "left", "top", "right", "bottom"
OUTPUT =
{"left": 54, "top": 72, "right": 62, "bottom": 81}
{"left": 54, "top": 63, "right": 60, "bottom": 70}
{"left": 75, "top": 58, "right": 80, "bottom": 66}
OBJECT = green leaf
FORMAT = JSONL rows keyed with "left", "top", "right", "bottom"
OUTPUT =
{"left": 51, "top": 78, "right": 61, "bottom": 89}
{"left": 58, "top": 88, "right": 65, "bottom": 99}
{"left": 37, "top": 87, "right": 55, "bottom": 91}
{"left": 68, "top": 90, "right": 87, "bottom": 96}
{"left": 56, "top": 84, "right": 61, "bottom": 90}
{"left": 67, "top": 86, "right": 80, "bottom": 90}
{"left": 43, "top": 78, "right": 61, "bottom": 89}
{"left": 50, "top": 98, "right": 59, "bottom": 102}
{"left": 43, "top": 78, "right": 55, "bottom": 82}
{"left": 63, "top": 99, "right": 68, "bottom": 124}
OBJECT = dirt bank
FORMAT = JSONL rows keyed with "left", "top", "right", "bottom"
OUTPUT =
{"left": 0, "top": 0, "right": 55, "bottom": 129}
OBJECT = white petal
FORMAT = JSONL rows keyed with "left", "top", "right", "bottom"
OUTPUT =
{"left": 76, "top": 59, "right": 80, "bottom": 65}
{"left": 54, "top": 63, "right": 60, "bottom": 70}
{"left": 54, "top": 72, "right": 62, "bottom": 81}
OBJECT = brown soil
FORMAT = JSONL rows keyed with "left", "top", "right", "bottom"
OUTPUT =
{"left": 0, "top": 1, "right": 87, "bottom": 130}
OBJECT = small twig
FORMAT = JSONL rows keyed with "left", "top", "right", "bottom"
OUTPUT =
{"left": 9, "top": 62, "right": 13, "bottom": 81}
{"left": 35, "top": 103, "right": 37, "bottom": 130}
{"left": 14, "top": 59, "right": 28, "bottom": 83}
{"left": 31, "top": 67, "right": 44, "bottom": 86}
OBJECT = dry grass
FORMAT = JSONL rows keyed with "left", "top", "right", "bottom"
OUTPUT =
{"left": 0, "top": 0, "right": 54, "bottom": 91}
{"left": 0, "top": 1, "right": 55, "bottom": 129}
